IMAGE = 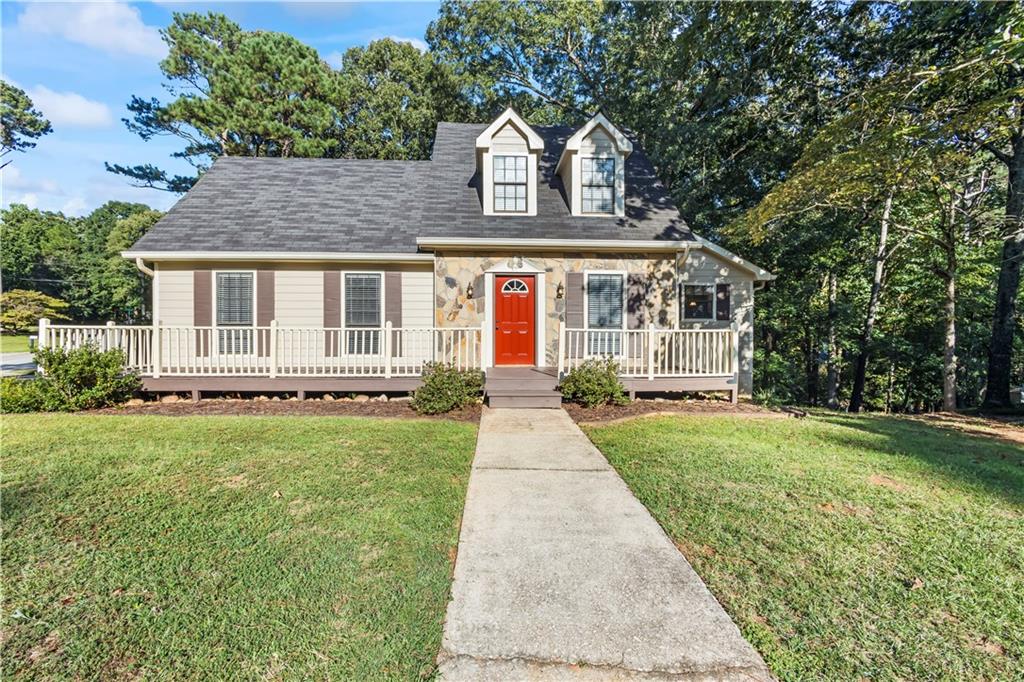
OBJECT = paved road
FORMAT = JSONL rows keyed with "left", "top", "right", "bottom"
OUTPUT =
{"left": 0, "top": 352, "right": 35, "bottom": 377}
{"left": 437, "top": 408, "right": 770, "bottom": 681}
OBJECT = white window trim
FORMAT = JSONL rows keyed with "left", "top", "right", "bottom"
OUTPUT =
{"left": 680, "top": 282, "right": 731, "bottom": 323}
{"left": 491, "top": 153, "right": 530, "bottom": 214}
{"left": 583, "top": 270, "right": 627, "bottom": 332}
{"left": 341, "top": 270, "right": 386, "bottom": 330}
{"left": 579, "top": 155, "right": 618, "bottom": 216}
{"left": 212, "top": 269, "right": 257, "bottom": 357}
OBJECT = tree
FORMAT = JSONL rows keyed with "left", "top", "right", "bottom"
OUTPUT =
{"left": 103, "top": 210, "right": 162, "bottom": 322}
{"left": 0, "top": 204, "right": 74, "bottom": 296}
{"left": 107, "top": 12, "right": 344, "bottom": 192}
{"left": 0, "top": 80, "right": 52, "bottom": 168}
{"left": 336, "top": 39, "right": 475, "bottom": 160}
{"left": 0, "top": 289, "right": 68, "bottom": 332}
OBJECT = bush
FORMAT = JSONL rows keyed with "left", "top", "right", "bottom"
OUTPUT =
{"left": 0, "top": 377, "right": 55, "bottom": 413}
{"left": 4, "top": 345, "right": 142, "bottom": 412}
{"left": 412, "top": 362, "right": 484, "bottom": 414}
{"left": 559, "top": 358, "right": 629, "bottom": 408}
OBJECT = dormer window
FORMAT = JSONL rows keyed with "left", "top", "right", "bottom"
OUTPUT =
{"left": 493, "top": 155, "right": 528, "bottom": 212}
{"left": 556, "top": 113, "right": 633, "bottom": 218}
{"left": 581, "top": 157, "right": 615, "bottom": 214}
{"left": 475, "top": 108, "right": 544, "bottom": 217}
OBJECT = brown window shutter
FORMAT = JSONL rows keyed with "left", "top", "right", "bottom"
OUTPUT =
{"left": 256, "top": 270, "right": 275, "bottom": 356}
{"left": 626, "top": 274, "right": 647, "bottom": 330}
{"left": 324, "top": 271, "right": 341, "bottom": 356}
{"left": 716, "top": 283, "right": 732, "bottom": 321}
{"left": 565, "top": 272, "right": 584, "bottom": 328}
{"left": 385, "top": 272, "right": 402, "bottom": 357}
{"left": 193, "top": 270, "right": 212, "bottom": 356}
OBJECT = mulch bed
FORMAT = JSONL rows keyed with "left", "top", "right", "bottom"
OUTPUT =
{"left": 89, "top": 398, "right": 482, "bottom": 422}
{"left": 563, "top": 398, "right": 789, "bottom": 425}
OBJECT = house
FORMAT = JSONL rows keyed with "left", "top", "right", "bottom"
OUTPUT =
{"left": 39, "top": 109, "right": 773, "bottom": 407}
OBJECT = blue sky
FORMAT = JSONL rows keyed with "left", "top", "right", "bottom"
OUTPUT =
{"left": 1, "top": 1, "right": 441, "bottom": 216}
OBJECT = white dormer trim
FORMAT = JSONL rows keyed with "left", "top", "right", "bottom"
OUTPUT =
{"left": 476, "top": 107, "right": 544, "bottom": 217}
{"left": 556, "top": 113, "right": 632, "bottom": 218}
{"left": 475, "top": 107, "right": 545, "bottom": 151}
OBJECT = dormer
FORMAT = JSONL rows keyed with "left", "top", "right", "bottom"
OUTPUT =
{"left": 556, "top": 112, "right": 633, "bottom": 217}
{"left": 476, "top": 108, "right": 545, "bottom": 216}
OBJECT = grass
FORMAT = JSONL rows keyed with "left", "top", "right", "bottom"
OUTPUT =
{"left": 1, "top": 334, "right": 31, "bottom": 354}
{"left": 584, "top": 413, "right": 1024, "bottom": 681}
{"left": 1, "top": 414, "right": 478, "bottom": 680}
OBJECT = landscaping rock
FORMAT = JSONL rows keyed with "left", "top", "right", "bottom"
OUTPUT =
{"left": 352, "top": 394, "right": 370, "bottom": 402}
{"left": 391, "top": 395, "right": 412, "bottom": 403}
{"left": 125, "top": 398, "right": 145, "bottom": 407}
{"left": 375, "top": 394, "right": 389, "bottom": 402}
{"left": 255, "top": 395, "right": 269, "bottom": 401}
{"left": 323, "top": 394, "right": 335, "bottom": 402}
{"left": 161, "top": 395, "right": 180, "bottom": 404}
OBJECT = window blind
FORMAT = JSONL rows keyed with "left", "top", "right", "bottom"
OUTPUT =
{"left": 216, "top": 272, "right": 254, "bottom": 326}
{"left": 587, "top": 274, "right": 623, "bottom": 329}
{"left": 345, "top": 274, "right": 381, "bottom": 327}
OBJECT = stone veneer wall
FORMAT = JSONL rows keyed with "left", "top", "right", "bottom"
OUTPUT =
{"left": 433, "top": 251, "right": 755, "bottom": 394}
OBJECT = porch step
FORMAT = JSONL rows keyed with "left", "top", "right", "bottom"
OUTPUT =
{"left": 484, "top": 367, "right": 562, "bottom": 409}
{"left": 486, "top": 388, "right": 563, "bottom": 409}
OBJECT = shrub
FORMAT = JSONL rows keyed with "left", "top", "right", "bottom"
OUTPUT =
{"left": 559, "top": 358, "right": 628, "bottom": 408}
{"left": 412, "top": 362, "right": 484, "bottom": 414}
{"left": 28, "top": 345, "right": 141, "bottom": 411}
{"left": 0, "top": 377, "right": 54, "bottom": 413}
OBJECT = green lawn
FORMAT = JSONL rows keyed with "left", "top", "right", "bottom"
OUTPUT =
{"left": 1, "top": 414, "right": 477, "bottom": 680}
{"left": 1, "top": 334, "right": 31, "bottom": 354}
{"left": 584, "top": 413, "right": 1024, "bottom": 681}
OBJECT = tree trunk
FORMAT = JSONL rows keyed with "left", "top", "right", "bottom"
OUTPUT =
{"left": 849, "top": 190, "right": 895, "bottom": 412}
{"left": 942, "top": 268, "right": 957, "bottom": 411}
{"left": 825, "top": 271, "right": 841, "bottom": 408}
{"left": 984, "top": 131, "right": 1024, "bottom": 407}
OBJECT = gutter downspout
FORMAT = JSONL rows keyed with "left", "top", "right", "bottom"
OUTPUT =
{"left": 134, "top": 257, "right": 154, "bottom": 277}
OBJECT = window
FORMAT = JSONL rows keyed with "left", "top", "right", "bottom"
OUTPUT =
{"left": 501, "top": 278, "right": 529, "bottom": 294}
{"left": 682, "top": 283, "right": 732, "bottom": 321}
{"left": 581, "top": 157, "right": 615, "bottom": 214}
{"left": 216, "top": 272, "right": 253, "bottom": 354}
{"left": 587, "top": 273, "right": 623, "bottom": 354}
{"left": 345, "top": 273, "right": 381, "bottom": 354}
{"left": 493, "top": 155, "right": 527, "bottom": 212}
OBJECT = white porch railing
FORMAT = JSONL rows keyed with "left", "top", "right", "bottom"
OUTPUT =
{"left": 557, "top": 322, "right": 738, "bottom": 380}
{"left": 37, "top": 319, "right": 484, "bottom": 378}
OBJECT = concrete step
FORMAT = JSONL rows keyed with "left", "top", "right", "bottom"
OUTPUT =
{"left": 488, "top": 393, "right": 563, "bottom": 409}
{"left": 485, "top": 377, "right": 560, "bottom": 390}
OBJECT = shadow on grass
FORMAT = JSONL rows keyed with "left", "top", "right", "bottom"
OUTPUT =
{"left": 814, "top": 412, "right": 1024, "bottom": 508}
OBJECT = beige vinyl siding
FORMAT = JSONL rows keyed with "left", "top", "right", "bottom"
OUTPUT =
{"left": 156, "top": 267, "right": 193, "bottom": 326}
{"left": 401, "top": 270, "right": 433, "bottom": 327}
{"left": 275, "top": 271, "right": 323, "bottom": 326}
{"left": 491, "top": 122, "right": 529, "bottom": 153}
{"left": 579, "top": 127, "right": 615, "bottom": 154}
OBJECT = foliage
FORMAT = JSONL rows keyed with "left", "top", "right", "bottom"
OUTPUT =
{"left": 0, "top": 377, "right": 53, "bottom": 413}
{"left": 587, "top": 413, "right": 1023, "bottom": 680}
{"left": 1, "top": 414, "right": 476, "bottom": 678}
{"left": 0, "top": 80, "right": 52, "bottom": 164}
{"left": 411, "top": 362, "right": 484, "bottom": 414}
{"left": 0, "top": 289, "right": 68, "bottom": 332}
{"left": 559, "top": 358, "right": 628, "bottom": 407}
{"left": 1, "top": 202, "right": 161, "bottom": 322}
{"left": 31, "top": 345, "right": 140, "bottom": 411}
{"left": 108, "top": 13, "right": 478, "bottom": 191}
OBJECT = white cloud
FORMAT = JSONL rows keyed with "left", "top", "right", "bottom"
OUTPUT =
{"left": 324, "top": 51, "right": 345, "bottom": 69}
{"left": 11, "top": 193, "right": 40, "bottom": 209}
{"left": 17, "top": 1, "right": 166, "bottom": 59}
{"left": 1, "top": 165, "right": 62, "bottom": 195}
{"left": 27, "top": 86, "right": 113, "bottom": 128}
{"left": 60, "top": 196, "right": 89, "bottom": 217}
{"left": 383, "top": 35, "right": 428, "bottom": 52}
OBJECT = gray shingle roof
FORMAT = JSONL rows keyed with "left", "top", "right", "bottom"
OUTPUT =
{"left": 130, "top": 123, "right": 694, "bottom": 254}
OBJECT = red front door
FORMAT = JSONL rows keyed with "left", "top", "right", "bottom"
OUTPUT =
{"left": 494, "top": 275, "right": 536, "bottom": 365}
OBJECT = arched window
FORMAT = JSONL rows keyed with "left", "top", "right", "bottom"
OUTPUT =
{"left": 501, "top": 278, "right": 529, "bottom": 294}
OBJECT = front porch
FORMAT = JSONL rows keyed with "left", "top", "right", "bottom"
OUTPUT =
{"left": 36, "top": 320, "right": 740, "bottom": 403}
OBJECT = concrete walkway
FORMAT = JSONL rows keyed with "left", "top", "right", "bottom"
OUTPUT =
{"left": 437, "top": 408, "right": 771, "bottom": 681}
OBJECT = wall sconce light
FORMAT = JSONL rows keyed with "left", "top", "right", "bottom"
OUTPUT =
{"left": 465, "top": 283, "right": 474, "bottom": 299}
{"left": 556, "top": 281, "right": 565, "bottom": 299}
